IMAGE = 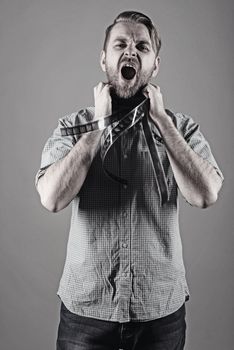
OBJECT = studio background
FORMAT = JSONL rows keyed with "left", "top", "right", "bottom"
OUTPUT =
{"left": 0, "top": 0, "right": 233, "bottom": 349}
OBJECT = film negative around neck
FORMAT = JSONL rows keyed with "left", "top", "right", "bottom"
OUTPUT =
{"left": 60, "top": 98, "right": 169, "bottom": 206}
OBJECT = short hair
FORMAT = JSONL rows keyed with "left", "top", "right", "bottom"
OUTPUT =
{"left": 103, "top": 11, "right": 162, "bottom": 55}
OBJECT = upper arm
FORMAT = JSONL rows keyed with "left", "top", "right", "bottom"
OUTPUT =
{"left": 35, "top": 112, "right": 83, "bottom": 190}
{"left": 176, "top": 113, "right": 224, "bottom": 183}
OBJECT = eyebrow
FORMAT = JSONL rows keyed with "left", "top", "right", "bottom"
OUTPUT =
{"left": 113, "top": 37, "right": 128, "bottom": 43}
{"left": 113, "top": 37, "right": 151, "bottom": 46}
{"left": 137, "top": 40, "right": 151, "bottom": 47}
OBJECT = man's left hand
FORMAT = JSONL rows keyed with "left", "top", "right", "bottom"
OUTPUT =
{"left": 143, "top": 84, "right": 167, "bottom": 124}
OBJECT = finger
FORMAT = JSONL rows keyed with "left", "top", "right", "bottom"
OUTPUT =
{"left": 100, "top": 84, "right": 111, "bottom": 97}
{"left": 144, "top": 85, "right": 154, "bottom": 99}
{"left": 151, "top": 83, "right": 160, "bottom": 92}
{"left": 98, "top": 82, "right": 105, "bottom": 90}
{"left": 94, "top": 83, "right": 100, "bottom": 96}
{"left": 142, "top": 90, "right": 149, "bottom": 99}
{"left": 103, "top": 84, "right": 111, "bottom": 93}
{"left": 94, "top": 86, "right": 97, "bottom": 99}
{"left": 102, "top": 82, "right": 110, "bottom": 89}
{"left": 95, "top": 83, "right": 105, "bottom": 100}
{"left": 95, "top": 82, "right": 105, "bottom": 93}
{"left": 142, "top": 84, "right": 149, "bottom": 94}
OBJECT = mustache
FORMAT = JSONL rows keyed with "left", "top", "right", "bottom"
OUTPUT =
{"left": 118, "top": 57, "right": 141, "bottom": 70}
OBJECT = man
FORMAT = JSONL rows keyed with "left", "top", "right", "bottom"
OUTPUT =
{"left": 35, "top": 11, "right": 224, "bottom": 350}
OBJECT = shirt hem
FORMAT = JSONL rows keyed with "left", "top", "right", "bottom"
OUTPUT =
{"left": 57, "top": 290, "right": 190, "bottom": 323}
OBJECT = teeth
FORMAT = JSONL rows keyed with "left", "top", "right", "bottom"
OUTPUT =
{"left": 123, "top": 63, "right": 136, "bottom": 69}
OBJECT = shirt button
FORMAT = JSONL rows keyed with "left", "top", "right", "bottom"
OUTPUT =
{"left": 123, "top": 154, "right": 128, "bottom": 159}
{"left": 123, "top": 211, "right": 127, "bottom": 218}
{"left": 122, "top": 272, "right": 128, "bottom": 277}
{"left": 123, "top": 184, "right": 128, "bottom": 189}
{"left": 122, "top": 242, "right": 128, "bottom": 248}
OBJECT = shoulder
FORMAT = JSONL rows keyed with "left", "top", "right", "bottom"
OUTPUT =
{"left": 166, "top": 109, "right": 199, "bottom": 137}
{"left": 58, "top": 107, "right": 95, "bottom": 127}
{"left": 166, "top": 108, "right": 197, "bottom": 126}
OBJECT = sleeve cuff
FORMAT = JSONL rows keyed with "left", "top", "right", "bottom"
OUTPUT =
{"left": 34, "top": 166, "right": 50, "bottom": 187}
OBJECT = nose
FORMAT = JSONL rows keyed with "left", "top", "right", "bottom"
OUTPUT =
{"left": 124, "top": 44, "right": 137, "bottom": 58}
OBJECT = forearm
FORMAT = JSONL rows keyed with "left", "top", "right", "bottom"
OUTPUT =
{"left": 153, "top": 114, "right": 223, "bottom": 208}
{"left": 37, "top": 130, "right": 103, "bottom": 212}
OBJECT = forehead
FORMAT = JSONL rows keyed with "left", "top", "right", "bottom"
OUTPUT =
{"left": 109, "top": 21, "right": 151, "bottom": 42}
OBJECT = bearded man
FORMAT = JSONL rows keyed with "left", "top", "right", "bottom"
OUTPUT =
{"left": 35, "top": 11, "right": 223, "bottom": 350}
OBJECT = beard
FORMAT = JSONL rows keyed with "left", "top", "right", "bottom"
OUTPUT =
{"left": 105, "top": 63, "right": 154, "bottom": 99}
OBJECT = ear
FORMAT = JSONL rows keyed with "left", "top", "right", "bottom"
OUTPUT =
{"left": 152, "top": 56, "right": 160, "bottom": 78}
{"left": 100, "top": 50, "right": 106, "bottom": 72}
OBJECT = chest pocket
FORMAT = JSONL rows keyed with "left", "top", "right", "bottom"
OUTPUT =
{"left": 138, "top": 125, "right": 165, "bottom": 153}
{"left": 152, "top": 130, "right": 164, "bottom": 146}
{"left": 138, "top": 126, "right": 175, "bottom": 185}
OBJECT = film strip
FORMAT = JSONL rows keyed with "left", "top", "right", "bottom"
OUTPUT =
{"left": 60, "top": 98, "right": 169, "bottom": 205}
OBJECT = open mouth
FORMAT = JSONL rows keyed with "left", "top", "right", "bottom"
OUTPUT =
{"left": 121, "top": 64, "right": 136, "bottom": 80}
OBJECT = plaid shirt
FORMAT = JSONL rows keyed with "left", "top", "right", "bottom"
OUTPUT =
{"left": 35, "top": 107, "right": 223, "bottom": 323}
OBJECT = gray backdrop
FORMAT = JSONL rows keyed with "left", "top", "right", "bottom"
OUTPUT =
{"left": 0, "top": 0, "right": 233, "bottom": 349}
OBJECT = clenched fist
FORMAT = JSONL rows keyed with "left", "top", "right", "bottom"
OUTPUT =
{"left": 143, "top": 84, "right": 167, "bottom": 124}
{"left": 94, "top": 82, "right": 112, "bottom": 121}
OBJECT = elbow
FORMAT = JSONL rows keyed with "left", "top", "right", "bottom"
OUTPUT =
{"left": 43, "top": 202, "right": 59, "bottom": 213}
{"left": 200, "top": 175, "right": 223, "bottom": 209}
{"left": 200, "top": 192, "right": 218, "bottom": 209}
{"left": 37, "top": 177, "right": 64, "bottom": 213}
{"left": 40, "top": 195, "right": 60, "bottom": 213}
{"left": 186, "top": 188, "right": 219, "bottom": 209}
{"left": 188, "top": 174, "right": 223, "bottom": 209}
{"left": 40, "top": 193, "right": 70, "bottom": 212}
{"left": 195, "top": 189, "right": 219, "bottom": 209}
{"left": 38, "top": 187, "right": 61, "bottom": 213}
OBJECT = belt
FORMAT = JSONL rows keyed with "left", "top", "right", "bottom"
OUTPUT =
{"left": 60, "top": 98, "right": 169, "bottom": 206}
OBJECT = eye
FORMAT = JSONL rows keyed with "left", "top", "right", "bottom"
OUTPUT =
{"left": 114, "top": 43, "right": 126, "bottom": 49}
{"left": 137, "top": 43, "right": 150, "bottom": 52}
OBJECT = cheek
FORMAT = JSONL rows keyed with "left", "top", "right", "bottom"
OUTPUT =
{"left": 142, "top": 55, "right": 157, "bottom": 68}
{"left": 106, "top": 53, "right": 120, "bottom": 66}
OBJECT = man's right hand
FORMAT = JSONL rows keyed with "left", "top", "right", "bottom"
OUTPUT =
{"left": 37, "top": 82, "right": 112, "bottom": 213}
{"left": 94, "top": 82, "right": 112, "bottom": 120}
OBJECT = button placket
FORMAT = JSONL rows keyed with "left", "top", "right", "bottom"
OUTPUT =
{"left": 118, "top": 135, "right": 131, "bottom": 310}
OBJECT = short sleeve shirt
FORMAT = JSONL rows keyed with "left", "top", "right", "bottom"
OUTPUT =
{"left": 35, "top": 107, "right": 224, "bottom": 323}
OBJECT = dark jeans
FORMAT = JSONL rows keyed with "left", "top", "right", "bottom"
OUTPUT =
{"left": 56, "top": 302, "right": 186, "bottom": 350}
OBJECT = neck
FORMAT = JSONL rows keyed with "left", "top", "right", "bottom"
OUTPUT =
{"left": 111, "top": 89, "right": 146, "bottom": 115}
